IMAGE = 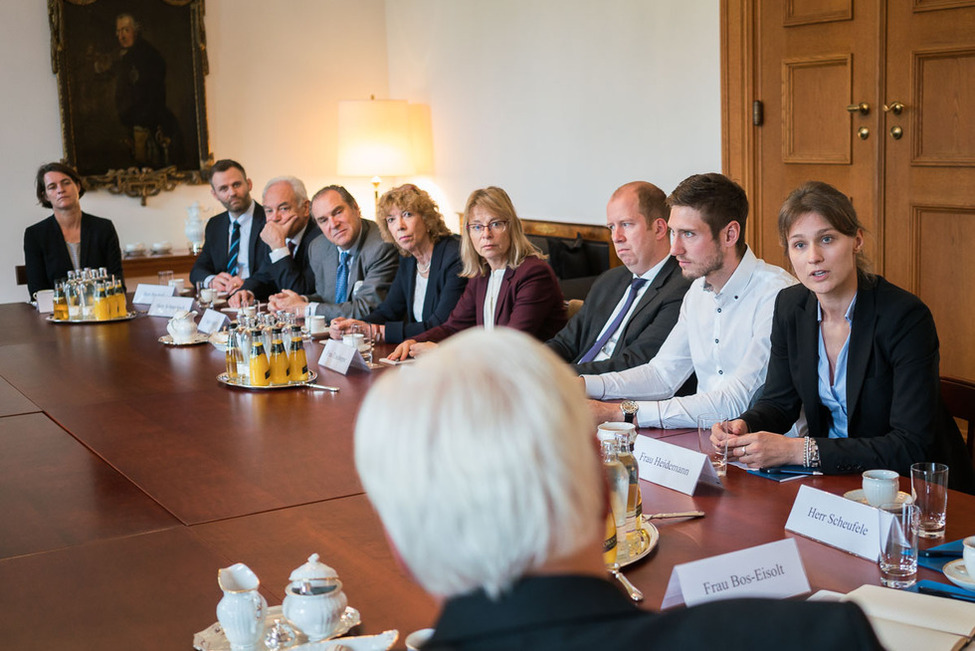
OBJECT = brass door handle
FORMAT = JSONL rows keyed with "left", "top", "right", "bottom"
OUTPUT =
{"left": 890, "top": 126, "right": 904, "bottom": 140}
{"left": 884, "top": 101, "right": 905, "bottom": 115}
{"left": 858, "top": 127, "right": 870, "bottom": 140}
{"left": 846, "top": 102, "right": 870, "bottom": 115}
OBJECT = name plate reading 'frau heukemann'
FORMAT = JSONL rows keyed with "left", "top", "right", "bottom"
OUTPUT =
{"left": 785, "top": 484, "right": 886, "bottom": 561}
{"left": 633, "top": 436, "right": 723, "bottom": 495}
{"left": 661, "top": 538, "right": 810, "bottom": 608}
{"left": 132, "top": 283, "right": 176, "bottom": 305}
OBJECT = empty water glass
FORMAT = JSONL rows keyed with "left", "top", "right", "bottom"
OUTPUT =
{"left": 878, "top": 502, "right": 919, "bottom": 589}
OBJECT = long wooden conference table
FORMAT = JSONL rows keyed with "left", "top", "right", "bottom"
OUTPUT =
{"left": 0, "top": 301, "right": 972, "bottom": 649}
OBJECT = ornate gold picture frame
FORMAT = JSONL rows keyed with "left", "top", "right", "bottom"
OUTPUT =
{"left": 49, "top": 0, "right": 211, "bottom": 204}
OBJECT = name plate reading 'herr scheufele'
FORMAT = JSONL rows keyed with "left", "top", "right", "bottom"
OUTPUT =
{"left": 633, "top": 436, "right": 722, "bottom": 495}
{"left": 661, "top": 538, "right": 810, "bottom": 608}
{"left": 785, "top": 484, "right": 885, "bottom": 561}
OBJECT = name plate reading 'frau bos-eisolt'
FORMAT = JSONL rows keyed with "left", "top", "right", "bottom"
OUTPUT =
{"left": 132, "top": 283, "right": 176, "bottom": 305}
{"left": 147, "top": 296, "right": 195, "bottom": 318}
{"left": 661, "top": 538, "right": 810, "bottom": 608}
{"left": 197, "top": 309, "right": 229, "bottom": 334}
{"left": 318, "top": 339, "right": 370, "bottom": 375}
{"left": 633, "top": 436, "right": 722, "bottom": 495}
{"left": 785, "top": 484, "right": 886, "bottom": 561}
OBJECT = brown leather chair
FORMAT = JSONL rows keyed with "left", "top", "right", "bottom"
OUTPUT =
{"left": 941, "top": 376, "right": 975, "bottom": 463}
{"left": 15, "top": 265, "right": 27, "bottom": 286}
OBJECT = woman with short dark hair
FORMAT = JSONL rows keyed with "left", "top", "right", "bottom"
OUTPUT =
{"left": 24, "top": 162, "right": 124, "bottom": 295}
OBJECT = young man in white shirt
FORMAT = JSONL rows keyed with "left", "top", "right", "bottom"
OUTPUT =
{"left": 584, "top": 173, "right": 797, "bottom": 429}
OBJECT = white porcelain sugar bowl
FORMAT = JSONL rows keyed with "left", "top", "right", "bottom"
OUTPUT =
{"left": 167, "top": 310, "right": 198, "bottom": 344}
{"left": 282, "top": 553, "right": 348, "bottom": 642}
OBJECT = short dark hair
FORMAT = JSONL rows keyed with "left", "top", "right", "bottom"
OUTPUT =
{"left": 207, "top": 159, "right": 247, "bottom": 186}
{"left": 667, "top": 173, "right": 749, "bottom": 256}
{"left": 35, "top": 162, "right": 85, "bottom": 209}
{"left": 312, "top": 185, "right": 359, "bottom": 212}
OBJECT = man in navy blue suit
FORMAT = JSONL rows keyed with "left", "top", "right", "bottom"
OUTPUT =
{"left": 190, "top": 159, "right": 268, "bottom": 294}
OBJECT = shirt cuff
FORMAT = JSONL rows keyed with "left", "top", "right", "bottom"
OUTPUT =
{"left": 306, "top": 301, "right": 321, "bottom": 316}
{"left": 204, "top": 274, "right": 216, "bottom": 288}
{"left": 268, "top": 246, "right": 290, "bottom": 263}
{"left": 635, "top": 401, "right": 660, "bottom": 429}
{"left": 581, "top": 375, "right": 605, "bottom": 399}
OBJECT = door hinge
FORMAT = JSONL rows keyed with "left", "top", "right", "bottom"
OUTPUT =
{"left": 752, "top": 100, "right": 764, "bottom": 126}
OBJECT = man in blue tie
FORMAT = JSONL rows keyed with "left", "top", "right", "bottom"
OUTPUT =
{"left": 546, "top": 182, "right": 690, "bottom": 374}
{"left": 190, "top": 159, "right": 269, "bottom": 294}
{"left": 267, "top": 185, "right": 398, "bottom": 319}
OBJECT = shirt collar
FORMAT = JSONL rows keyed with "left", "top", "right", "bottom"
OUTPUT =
{"left": 817, "top": 292, "right": 858, "bottom": 324}
{"left": 704, "top": 246, "right": 758, "bottom": 299}
{"left": 635, "top": 255, "right": 669, "bottom": 283}
{"left": 228, "top": 199, "right": 256, "bottom": 224}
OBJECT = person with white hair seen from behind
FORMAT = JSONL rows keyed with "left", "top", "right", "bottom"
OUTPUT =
{"left": 354, "top": 328, "right": 883, "bottom": 651}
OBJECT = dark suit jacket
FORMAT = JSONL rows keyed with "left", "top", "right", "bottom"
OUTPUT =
{"left": 424, "top": 575, "right": 883, "bottom": 651}
{"left": 189, "top": 204, "right": 269, "bottom": 285}
{"left": 241, "top": 220, "right": 322, "bottom": 301}
{"left": 362, "top": 235, "right": 468, "bottom": 344}
{"left": 414, "top": 256, "right": 567, "bottom": 343}
{"left": 23, "top": 213, "right": 124, "bottom": 296}
{"left": 740, "top": 275, "right": 974, "bottom": 491}
{"left": 546, "top": 257, "right": 690, "bottom": 374}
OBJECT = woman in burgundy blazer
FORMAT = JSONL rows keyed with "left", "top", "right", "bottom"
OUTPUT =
{"left": 388, "top": 187, "right": 566, "bottom": 359}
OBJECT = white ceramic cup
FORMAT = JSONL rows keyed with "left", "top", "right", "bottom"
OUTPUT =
{"left": 308, "top": 315, "right": 327, "bottom": 335}
{"left": 862, "top": 469, "right": 900, "bottom": 507}
{"left": 169, "top": 278, "right": 186, "bottom": 292}
{"left": 34, "top": 289, "right": 55, "bottom": 313}
{"left": 964, "top": 536, "right": 975, "bottom": 579}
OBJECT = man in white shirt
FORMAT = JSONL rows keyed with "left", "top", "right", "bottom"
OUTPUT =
{"left": 190, "top": 159, "right": 268, "bottom": 294}
{"left": 546, "top": 181, "right": 691, "bottom": 374}
{"left": 584, "top": 173, "right": 797, "bottom": 429}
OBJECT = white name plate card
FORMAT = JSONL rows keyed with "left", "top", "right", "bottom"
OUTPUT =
{"left": 197, "top": 309, "right": 229, "bottom": 334}
{"left": 662, "top": 538, "right": 810, "bottom": 609}
{"left": 147, "top": 296, "right": 195, "bottom": 318}
{"left": 318, "top": 340, "right": 370, "bottom": 375}
{"left": 633, "top": 436, "right": 722, "bottom": 495}
{"left": 785, "top": 485, "right": 885, "bottom": 561}
{"left": 133, "top": 283, "right": 176, "bottom": 304}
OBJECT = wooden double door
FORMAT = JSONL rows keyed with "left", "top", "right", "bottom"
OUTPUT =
{"left": 725, "top": 0, "right": 975, "bottom": 380}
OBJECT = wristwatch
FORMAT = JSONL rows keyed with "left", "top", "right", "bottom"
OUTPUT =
{"left": 620, "top": 400, "right": 639, "bottom": 424}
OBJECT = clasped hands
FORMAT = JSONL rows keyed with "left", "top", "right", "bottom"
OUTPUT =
{"left": 711, "top": 419, "right": 805, "bottom": 468}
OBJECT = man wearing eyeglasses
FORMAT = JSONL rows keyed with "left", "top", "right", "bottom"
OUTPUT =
{"left": 546, "top": 181, "right": 691, "bottom": 374}
{"left": 265, "top": 185, "right": 398, "bottom": 319}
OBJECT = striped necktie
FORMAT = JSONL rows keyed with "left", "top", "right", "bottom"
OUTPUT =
{"left": 334, "top": 251, "right": 350, "bottom": 303}
{"left": 227, "top": 220, "right": 241, "bottom": 275}
{"left": 578, "top": 277, "right": 647, "bottom": 363}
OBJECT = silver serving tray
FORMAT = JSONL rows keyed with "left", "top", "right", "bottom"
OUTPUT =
{"left": 217, "top": 370, "right": 318, "bottom": 390}
{"left": 47, "top": 312, "right": 137, "bottom": 324}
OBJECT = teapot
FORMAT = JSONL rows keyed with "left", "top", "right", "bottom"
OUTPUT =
{"left": 281, "top": 553, "right": 348, "bottom": 642}
{"left": 167, "top": 310, "right": 198, "bottom": 344}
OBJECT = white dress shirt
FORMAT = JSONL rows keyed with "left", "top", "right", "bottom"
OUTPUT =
{"left": 483, "top": 268, "right": 507, "bottom": 330}
{"left": 588, "top": 255, "right": 668, "bottom": 362}
{"left": 582, "top": 248, "right": 797, "bottom": 429}
{"left": 412, "top": 269, "right": 429, "bottom": 322}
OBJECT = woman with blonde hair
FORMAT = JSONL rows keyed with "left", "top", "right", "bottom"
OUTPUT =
{"left": 329, "top": 184, "right": 467, "bottom": 344}
{"left": 388, "top": 186, "right": 566, "bottom": 359}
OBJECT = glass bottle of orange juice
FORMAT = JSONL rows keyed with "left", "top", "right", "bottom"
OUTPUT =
{"left": 52, "top": 281, "right": 69, "bottom": 321}
{"left": 268, "top": 327, "right": 290, "bottom": 384}
{"left": 288, "top": 327, "right": 309, "bottom": 382}
{"left": 93, "top": 282, "right": 111, "bottom": 321}
{"left": 248, "top": 338, "right": 270, "bottom": 387}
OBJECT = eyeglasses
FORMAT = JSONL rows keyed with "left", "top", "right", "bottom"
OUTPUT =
{"left": 467, "top": 220, "right": 508, "bottom": 235}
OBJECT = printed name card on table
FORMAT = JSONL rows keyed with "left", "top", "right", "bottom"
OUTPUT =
{"left": 785, "top": 484, "right": 884, "bottom": 561}
{"left": 661, "top": 538, "right": 810, "bottom": 609}
{"left": 633, "top": 436, "right": 722, "bottom": 495}
{"left": 318, "top": 339, "right": 370, "bottom": 375}
{"left": 197, "top": 309, "right": 230, "bottom": 334}
{"left": 132, "top": 283, "right": 176, "bottom": 305}
{"left": 147, "top": 296, "right": 195, "bottom": 318}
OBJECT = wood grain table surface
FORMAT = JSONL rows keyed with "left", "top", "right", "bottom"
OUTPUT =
{"left": 0, "top": 301, "right": 972, "bottom": 649}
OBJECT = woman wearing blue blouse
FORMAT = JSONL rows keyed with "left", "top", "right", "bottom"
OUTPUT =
{"left": 329, "top": 184, "right": 467, "bottom": 345}
{"left": 715, "top": 181, "right": 973, "bottom": 492}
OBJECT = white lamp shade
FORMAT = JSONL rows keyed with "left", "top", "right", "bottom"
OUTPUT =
{"left": 337, "top": 99, "right": 415, "bottom": 177}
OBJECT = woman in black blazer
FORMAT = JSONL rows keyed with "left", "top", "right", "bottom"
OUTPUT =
{"left": 716, "top": 181, "right": 973, "bottom": 491}
{"left": 329, "top": 184, "right": 467, "bottom": 344}
{"left": 24, "top": 162, "right": 124, "bottom": 296}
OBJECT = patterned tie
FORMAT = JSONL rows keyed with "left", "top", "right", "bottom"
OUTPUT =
{"left": 226, "top": 220, "right": 241, "bottom": 275}
{"left": 334, "top": 251, "right": 350, "bottom": 303}
{"left": 287, "top": 239, "right": 297, "bottom": 257}
{"left": 578, "top": 277, "right": 648, "bottom": 363}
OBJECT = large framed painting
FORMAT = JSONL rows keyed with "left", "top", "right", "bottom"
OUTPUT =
{"left": 48, "top": 0, "right": 212, "bottom": 204}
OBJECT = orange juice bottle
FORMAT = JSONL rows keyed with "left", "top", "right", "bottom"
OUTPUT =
{"left": 52, "top": 282, "right": 69, "bottom": 321}
{"left": 268, "top": 327, "right": 290, "bottom": 384}
{"left": 248, "top": 340, "right": 270, "bottom": 387}
{"left": 112, "top": 278, "right": 126, "bottom": 317}
{"left": 288, "top": 329, "right": 309, "bottom": 382}
{"left": 93, "top": 282, "right": 111, "bottom": 321}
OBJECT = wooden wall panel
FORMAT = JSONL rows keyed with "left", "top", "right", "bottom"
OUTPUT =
{"left": 782, "top": 55, "right": 852, "bottom": 163}
{"left": 913, "top": 48, "right": 975, "bottom": 165}
{"left": 785, "top": 0, "right": 852, "bottom": 25}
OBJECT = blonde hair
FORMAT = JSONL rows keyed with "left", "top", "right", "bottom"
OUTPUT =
{"left": 354, "top": 328, "right": 602, "bottom": 599}
{"left": 376, "top": 184, "right": 452, "bottom": 256}
{"left": 459, "top": 187, "right": 544, "bottom": 278}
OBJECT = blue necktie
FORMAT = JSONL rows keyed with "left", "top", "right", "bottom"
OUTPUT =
{"left": 578, "top": 277, "right": 648, "bottom": 363}
{"left": 335, "top": 251, "right": 350, "bottom": 303}
{"left": 226, "top": 220, "right": 241, "bottom": 275}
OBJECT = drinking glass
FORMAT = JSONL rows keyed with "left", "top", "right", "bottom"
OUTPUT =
{"left": 350, "top": 323, "right": 373, "bottom": 364}
{"left": 697, "top": 414, "right": 728, "bottom": 477}
{"left": 157, "top": 270, "right": 174, "bottom": 286}
{"left": 911, "top": 462, "right": 948, "bottom": 538}
{"left": 196, "top": 281, "right": 216, "bottom": 309}
{"left": 878, "top": 502, "right": 918, "bottom": 588}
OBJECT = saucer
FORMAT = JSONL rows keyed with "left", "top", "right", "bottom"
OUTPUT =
{"left": 842, "top": 489, "right": 913, "bottom": 506}
{"left": 158, "top": 333, "right": 210, "bottom": 346}
{"left": 619, "top": 519, "right": 659, "bottom": 567}
{"left": 943, "top": 559, "right": 975, "bottom": 592}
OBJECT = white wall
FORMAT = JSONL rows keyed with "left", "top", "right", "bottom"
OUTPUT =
{"left": 0, "top": 0, "right": 719, "bottom": 303}
{"left": 385, "top": 0, "right": 721, "bottom": 228}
